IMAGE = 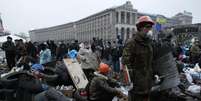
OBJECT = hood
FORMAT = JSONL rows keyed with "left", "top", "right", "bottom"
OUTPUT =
{"left": 94, "top": 71, "right": 108, "bottom": 80}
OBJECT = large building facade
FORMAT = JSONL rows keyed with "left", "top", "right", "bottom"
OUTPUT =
{"left": 172, "top": 11, "right": 193, "bottom": 25}
{"left": 29, "top": 1, "right": 193, "bottom": 43}
{"left": 30, "top": 1, "right": 137, "bottom": 43}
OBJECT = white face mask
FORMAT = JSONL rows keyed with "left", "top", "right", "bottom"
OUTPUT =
{"left": 145, "top": 30, "right": 153, "bottom": 39}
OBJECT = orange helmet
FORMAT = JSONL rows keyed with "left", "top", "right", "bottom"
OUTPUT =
{"left": 136, "top": 16, "right": 155, "bottom": 26}
{"left": 98, "top": 63, "right": 110, "bottom": 74}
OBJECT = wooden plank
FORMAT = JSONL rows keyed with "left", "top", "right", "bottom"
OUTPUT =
{"left": 63, "top": 58, "right": 88, "bottom": 89}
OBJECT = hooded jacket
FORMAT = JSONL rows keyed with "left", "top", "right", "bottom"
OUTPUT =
{"left": 89, "top": 72, "right": 120, "bottom": 101}
{"left": 78, "top": 48, "right": 99, "bottom": 70}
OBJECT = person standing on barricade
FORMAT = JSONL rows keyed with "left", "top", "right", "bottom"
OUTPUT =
{"left": 2, "top": 36, "right": 16, "bottom": 70}
{"left": 122, "top": 16, "right": 155, "bottom": 101}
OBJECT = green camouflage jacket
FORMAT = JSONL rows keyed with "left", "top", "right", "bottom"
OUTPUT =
{"left": 122, "top": 32, "right": 153, "bottom": 94}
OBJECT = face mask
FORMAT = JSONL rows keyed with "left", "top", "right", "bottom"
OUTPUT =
{"left": 145, "top": 30, "right": 153, "bottom": 39}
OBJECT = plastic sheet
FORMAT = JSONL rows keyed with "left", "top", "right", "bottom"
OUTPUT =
{"left": 187, "top": 85, "right": 201, "bottom": 94}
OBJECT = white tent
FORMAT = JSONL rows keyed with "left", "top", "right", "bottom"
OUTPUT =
{"left": 0, "top": 35, "right": 26, "bottom": 43}
{"left": 0, "top": 35, "right": 26, "bottom": 46}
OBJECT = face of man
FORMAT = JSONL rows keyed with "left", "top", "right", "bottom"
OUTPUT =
{"left": 195, "top": 41, "right": 199, "bottom": 46}
{"left": 7, "top": 38, "right": 12, "bottom": 42}
{"left": 85, "top": 45, "right": 90, "bottom": 49}
{"left": 140, "top": 24, "right": 153, "bottom": 39}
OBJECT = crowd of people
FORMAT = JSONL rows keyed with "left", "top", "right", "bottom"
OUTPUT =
{"left": 0, "top": 33, "right": 127, "bottom": 101}
{"left": 2, "top": 34, "right": 123, "bottom": 73}
{"left": 1, "top": 34, "right": 124, "bottom": 73}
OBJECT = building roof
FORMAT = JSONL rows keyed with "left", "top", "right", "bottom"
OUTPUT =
{"left": 29, "top": 22, "right": 74, "bottom": 33}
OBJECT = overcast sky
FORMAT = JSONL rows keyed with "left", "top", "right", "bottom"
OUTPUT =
{"left": 0, "top": 0, "right": 200, "bottom": 34}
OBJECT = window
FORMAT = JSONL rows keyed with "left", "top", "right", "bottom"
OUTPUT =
{"left": 132, "top": 13, "right": 136, "bottom": 24}
{"left": 127, "top": 12, "right": 130, "bottom": 24}
{"left": 121, "top": 27, "right": 125, "bottom": 40}
{"left": 116, "top": 12, "right": 119, "bottom": 23}
{"left": 126, "top": 28, "right": 130, "bottom": 39}
{"left": 132, "top": 28, "right": 135, "bottom": 35}
{"left": 121, "top": 12, "right": 125, "bottom": 24}
{"left": 116, "top": 28, "right": 119, "bottom": 36}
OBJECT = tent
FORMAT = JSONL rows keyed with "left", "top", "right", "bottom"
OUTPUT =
{"left": 0, "top": 35, "right": 26, "bottom": 43}
{"left": 0, "top": 35, "right": 26, "bottom": 46}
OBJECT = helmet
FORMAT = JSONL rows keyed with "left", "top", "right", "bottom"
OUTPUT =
{"left": 31, "top": 64, "right": 44, "bottom": 71}
{"left": 98, "top": 63, "right": 110, "bottom": 74}
{"left": 136, "top": 16, "right": 155, "bottom": 26}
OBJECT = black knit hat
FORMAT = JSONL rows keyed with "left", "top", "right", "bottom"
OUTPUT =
{"left": 7, "top": 36, "right": 12, "bottom": 40}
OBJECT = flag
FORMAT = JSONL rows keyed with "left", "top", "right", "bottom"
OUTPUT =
{"left": 155, "top": 22, "right": 162, "bottom": 31}
{"left": 155, "top": 17, "right": 167, "bottom": 31}
{"left": 0, "top": 14, "right": 4, "bottom": 32}
{"left": 156, "top": 17, "right": 167, "bottom": 24}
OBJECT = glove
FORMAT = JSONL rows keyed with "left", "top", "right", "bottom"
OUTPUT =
{"left": 119, "top": 96, "right": 128, "bottom": 101}
{"left": 154, "top": 75, "right": 161, "bottom": 84}
{"left": 42, "top": 84, "right": 49, "bottom": 90}
{"left": 116, "top": 90, "right": 125, "bottom": 98}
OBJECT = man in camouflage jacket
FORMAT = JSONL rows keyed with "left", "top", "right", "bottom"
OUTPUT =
{"left": 122, "top": 16, "right": 155, "bottom": 101}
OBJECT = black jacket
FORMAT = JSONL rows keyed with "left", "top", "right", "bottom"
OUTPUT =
{"left": 2, "top": 41, "right": 16, "bottom": 55}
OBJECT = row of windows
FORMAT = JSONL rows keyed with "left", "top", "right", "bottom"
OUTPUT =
{"left": 116, "top": 27, "right": 135, "bottom": 40}
{"left": 32, "top": 26, "right": 113, "bottom": 42}
{"left": 78, "top": 13, "right": 110, "bottom": 24}
{"left": 77, "top": 26, "right": 111, "bottom": 34}
{"left": 33, "top": 30, "right": 75, "bottom": 41}
{"left": 32, "top": 27, "right": 116, "bottom": 42}
{"left": 33, "top": 30, "right": 115, "bottom": 42}
{"left": 76, "top": 14, "right": 111, "bottom": 32}
{"left": 116, "top": 11, "right": 136, "bottom": 24}
{"left": 32, "top": 11, "right": 124, "bottom": 42}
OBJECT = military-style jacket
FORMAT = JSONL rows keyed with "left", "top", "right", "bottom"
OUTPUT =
{"left": 2, "top": 41, "right": 16, "bottom": 55}
{"left": 190, "top": 44, "right": 201, "bottom": 59}
{"left": 89, "top": 72, "right": 120, "bottom": 101}
{"left": 122, "top": 32, "right": 153, "bottom": 94}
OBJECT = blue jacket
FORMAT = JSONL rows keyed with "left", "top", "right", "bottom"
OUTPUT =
{"left": 40, "top": 49, "right": 51, "bottom": 64}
